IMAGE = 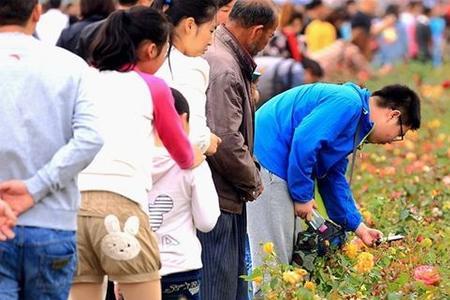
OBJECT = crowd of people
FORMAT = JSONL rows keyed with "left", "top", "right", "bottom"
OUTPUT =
{"left": 0, "top": 0, "right": 441, "bottom": 299}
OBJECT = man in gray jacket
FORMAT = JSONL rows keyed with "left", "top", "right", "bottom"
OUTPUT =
{"left": 198, "top": 0, "right": 278, "bottom": 299}
{"left": 0, "top": 1, "right": 103, "bottom": 299}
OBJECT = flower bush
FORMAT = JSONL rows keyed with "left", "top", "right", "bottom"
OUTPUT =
{"left": 246, "top": 62, "right": 450, "bottom": 299}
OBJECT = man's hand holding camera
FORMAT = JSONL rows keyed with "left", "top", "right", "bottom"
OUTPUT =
{"left": 294, "top": 199, "right": 317, "bottom": 221}
{"left": 295, "top": 199, "right": 383, "bottom": 247}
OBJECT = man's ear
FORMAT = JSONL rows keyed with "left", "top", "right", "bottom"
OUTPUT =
{"left": 31, "top": 3, "right": 42, "bottom": 24}
{"left": 249, "top": 24, "right": 264, "bottom": 40}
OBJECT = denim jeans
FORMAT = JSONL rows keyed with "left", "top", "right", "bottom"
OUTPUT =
{"left": 162, "top": 269, "right": 201, "bottom": 300}
{"left": 0, "top": 226, "right": 77, "bottom": 300}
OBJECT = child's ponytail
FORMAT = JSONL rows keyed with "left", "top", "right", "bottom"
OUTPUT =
{"left": 90, "top": 7, "right": 171, "bottom": 71}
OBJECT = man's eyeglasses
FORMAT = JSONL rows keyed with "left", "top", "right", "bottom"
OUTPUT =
{"left": 392, "top": 115, "right": 404, "bottom": 142}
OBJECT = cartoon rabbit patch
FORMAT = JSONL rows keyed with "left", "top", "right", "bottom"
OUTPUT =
{"left": 101, "top": 214, "right": 141, "bottom": 261}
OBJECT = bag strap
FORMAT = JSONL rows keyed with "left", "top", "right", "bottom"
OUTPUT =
{"left": 286, "top": 60, "right": 297, "bottom": 89}
{"left": 272, "top": 59, "right": 286, "bottom": 94}
{"left": 348, "top": 115, "right": 362, "bottom": 186}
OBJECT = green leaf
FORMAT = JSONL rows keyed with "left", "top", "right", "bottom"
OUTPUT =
{"left": 396, "top": 272, "right": 410, "bottom": 286}
{"left": 400, "top": 209, "right": 410, "bottom": 221}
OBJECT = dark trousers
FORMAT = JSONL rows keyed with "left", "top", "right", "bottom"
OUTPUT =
{"left": 198, "top": 207, "right": 248, "bottom": 300}
{"left": 162, "top": 269, "right": 201, "bottom": 300}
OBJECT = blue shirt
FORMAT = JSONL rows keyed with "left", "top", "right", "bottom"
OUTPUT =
{"left": 255, "top": 82, "right": 373, "bottom": 231}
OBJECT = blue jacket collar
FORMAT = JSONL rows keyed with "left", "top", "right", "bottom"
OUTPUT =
{"left": 343, "top": 82, "right": 374, "bottom": 147}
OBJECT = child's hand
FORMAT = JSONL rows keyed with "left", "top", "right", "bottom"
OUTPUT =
{"left": 355, "top": 223, "right": 383, "bottom": 247}
{"left": 294, "top": 199, "right": 317, "bottom": 220}
{"left": 191, "top": 146, "right": 206, "bottom": 169}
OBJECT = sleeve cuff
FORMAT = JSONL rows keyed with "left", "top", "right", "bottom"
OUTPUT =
{"left": 344, "top": 213, "right": 362, "bottom": 231}
{"left": 24, "top": 173, "right": 50, "bottom": 203}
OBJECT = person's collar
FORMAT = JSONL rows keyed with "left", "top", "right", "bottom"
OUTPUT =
{"left": 218, "top": 25, "right": 257, "bottom": 81}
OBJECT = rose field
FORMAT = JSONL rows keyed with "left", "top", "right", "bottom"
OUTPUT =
{"left": 246, "top": 61, "right": 450, "bottom": 300}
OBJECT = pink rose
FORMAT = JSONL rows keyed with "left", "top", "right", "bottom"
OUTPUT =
{"left": 414, "top": 265, "right": 440, "bottom": 286}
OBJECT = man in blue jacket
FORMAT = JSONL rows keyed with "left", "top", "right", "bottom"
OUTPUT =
{"left": 247, "top": 82, "right": 421, "bottom": 269}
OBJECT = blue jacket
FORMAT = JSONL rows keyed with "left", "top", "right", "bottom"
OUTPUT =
{"left": 255, "top": 82, "right": 374, "bottom": 231}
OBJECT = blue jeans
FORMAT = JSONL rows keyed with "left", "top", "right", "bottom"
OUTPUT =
{"left": 0, "top": 226, "right": 77, "bottom": 300}
{"left": 162, "top": 269, "right": 201, "bottom": 300}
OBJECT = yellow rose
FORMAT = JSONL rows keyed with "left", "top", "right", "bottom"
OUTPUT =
{"left": 294, "top": 268, "right": 308, "bottom": 277}
{"left": 304, "top": 280, "right": 316, "bottom": 292}
{"left": 405, "top": 152, "right": 417, "bottom": 161}
{"left": 354, "top": 252, "right": 374, "bottom": 273}
{"left": 282, "top": 271, "right": 301, "bottom": 285}
{"left": 262, "top": 242, "right": 275, "bottom": 255}
{"left": 443, "top": 201, "right": 450, "bottom": 211}
{"left": 343, "top": 243, "right": 359, "bottom": 259}
{"left": 427, "top": 119, "right": 441, "bottom": 129}
{"left": 420, "top": 238, "right": 432, "bottom": 248}
{"left": 267, "top": 291, "right": 277, "bottom": 300}
{"left": 253, "top": 276, "right": 263, "bottom": 285}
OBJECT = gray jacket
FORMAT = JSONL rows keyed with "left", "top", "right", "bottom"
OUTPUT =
{"left": 204, "top": 25, "right": 262, "bottom": 214}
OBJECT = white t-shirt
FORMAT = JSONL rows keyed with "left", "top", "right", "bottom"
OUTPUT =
{"left": 36, "top": 9, "right": 69, "bottom": 45}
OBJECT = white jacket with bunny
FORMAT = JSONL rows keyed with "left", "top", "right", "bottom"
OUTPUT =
{"left": 148, "top": 146, "right": 220, "bottom": 276}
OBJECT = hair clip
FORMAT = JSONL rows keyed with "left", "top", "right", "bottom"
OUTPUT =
{"left": 163, "top": 0, "right": 171, "bottom": 5}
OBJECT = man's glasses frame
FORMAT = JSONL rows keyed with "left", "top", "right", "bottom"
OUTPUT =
{"left": 392, "top": 115, "right": 404, "bottom": 142}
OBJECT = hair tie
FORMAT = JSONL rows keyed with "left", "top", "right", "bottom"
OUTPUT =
{"left": 164, "top": 0, "right": 171, "bottom": 5}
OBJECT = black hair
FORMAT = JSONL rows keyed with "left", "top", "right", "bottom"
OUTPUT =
{"left": 372, "top": 85, "right": 421, "bottom": 130}
{"left": 152, "top": 0, "right": 218, "bottom": 27}
{"left": 118, "top": 0, "right": 140, "bottom": 6}
{"left": 301, "top": 57, "right": 324, "bottom": 78}
{"left": 90, "top": 7, "right": 171, "bottom": 71}
{"left": 228, "top": 0, "right": 277, "bottom": 29}
{"left": 0, "top": 0, "right": 38, "bottom": 26}
{"left": 49, "top": 0, "right": 62, "bottom": 9}
{"left": 216, "top": 0, "right": 234, "bottom": 7}
{"left": 326, "top": 7, "right": 350, "bottom": 24}
{"left": 305, "top": 0, "right": 323, "bottom": 11}
{"left": 80, "top": 0, "right": 115, "bottom": 19}
{"left": 171, "top": 88, "right": 190, "bottom": 121}
{"left": 384, "top": 4, "right": 399, "bottom": 18}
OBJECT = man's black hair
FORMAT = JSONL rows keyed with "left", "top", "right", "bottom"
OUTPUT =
{"left": 0, "top": 0, "right": 38, "bottom": 26}
{"left": 118, "top": 0, "right": 140, "bottom": 6}
{"left": 372, "top": 85, "right": 421, "bottom": 130}
{"left": 49, "top": 0, "right": 62, "bottom": 9}
{"left": 215, "top": 0, "right": 234, "bottom": 7}
{"left": 228, "top": 0, "right": 277, "bottom": 29}
{"left": 305, "top": 0, "right": 322, "bottom": 11}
